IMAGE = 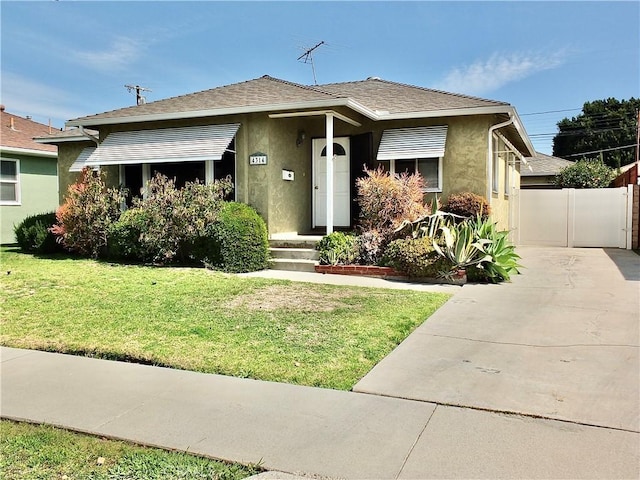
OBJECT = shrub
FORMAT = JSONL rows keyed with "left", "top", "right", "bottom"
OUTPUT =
{"left": 356, "top": 229, "right": 385, "bottom": 265}
{"left": 51, "top": 168, "right": 125, "bottom": 258}
{"left": 384, "top": 237, "right": 453, "bottom": 278}
{"left": 356, "top": 167, "right": 427, "bottom": 243}
{"left": 107, "top": 208, "right": 148, "bottom": 261}
{"left": 209, "top": 202, "right": 269, "bottom": 272}
{"left": 442, "top": 192, "right": 490, "bottom": 220}
{"left": 316, "top": 232, "right": 358, "bottom": 265}
{"left": 126, "top": 174, "right": 233, "bottom": 264}
{"left": 14, "top": 212, "right": 63, "bottom": 254}
{"left": 555, "top": 158, "right": 616, "bottom": 188}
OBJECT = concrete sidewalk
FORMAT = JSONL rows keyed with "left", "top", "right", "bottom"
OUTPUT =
{"left": 2, "top": 247, "right": 639, "bottom": 478}
{"left": 2, "top": 347, "right": 638, "bottom": 479}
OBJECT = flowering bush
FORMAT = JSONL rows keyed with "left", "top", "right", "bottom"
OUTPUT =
{"left": 51, "top": 168, "right": 125, "bottom": 258}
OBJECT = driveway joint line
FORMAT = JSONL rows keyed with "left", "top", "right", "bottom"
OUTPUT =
{"left": 354, "top": 391, "right": 640, "bottom": 434}
{"left": 394, "top": 404, "right": 438, "bottom": 479}
{"left": 426, "top": 333, "right": 640, "bottom": 349}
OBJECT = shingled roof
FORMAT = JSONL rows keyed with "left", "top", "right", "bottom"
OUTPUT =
{"left": 68, "top": 75, "right": 511, "bottom": 126}
{"left": 1, "top": 106, "right": 57, "bottom": 154}
{"left": 522, "top": 152, "right": 573, "bottom": 176}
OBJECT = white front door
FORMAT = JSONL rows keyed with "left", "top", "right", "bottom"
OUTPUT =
{"left": 313, "top": 137, "right": 350, "bottom": 228}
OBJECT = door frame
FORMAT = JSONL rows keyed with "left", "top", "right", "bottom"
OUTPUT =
{"left": 312, "top": 136, "right": 351, "bottom": 228}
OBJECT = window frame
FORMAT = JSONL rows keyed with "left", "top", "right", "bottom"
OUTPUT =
{"left": 375, "top": 157, "right": 443, "bottom": 193}
{"left": 0, "top": 157, "right": 21, "bottom": 205}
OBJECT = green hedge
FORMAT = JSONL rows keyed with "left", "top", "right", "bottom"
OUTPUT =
{"left": 14, "top": 212, "right": 64, "bottom": 254}
{"left": 209, "top": 202, "right": 269, "bottom": 273}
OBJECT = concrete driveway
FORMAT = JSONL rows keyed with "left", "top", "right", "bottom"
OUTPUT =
{"left": 355, "top": 247, "right": 640, "bottom": 432}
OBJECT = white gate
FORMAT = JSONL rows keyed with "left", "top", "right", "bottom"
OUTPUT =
{"left": 518, "top": 187, "right": 631, "bottom": 248}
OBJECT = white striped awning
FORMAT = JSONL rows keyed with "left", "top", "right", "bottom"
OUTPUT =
{"left": 69, "top": 147, "right": 96, "bottom": 172}
{"left": 377, "top": 125, "right": 448, "bottom": 161}
{"left": 70, "top": 123, "right": 240, "bottom": 172}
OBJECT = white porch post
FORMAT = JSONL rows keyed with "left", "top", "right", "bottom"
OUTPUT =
{"left": 325, "top": 112, "right": 334, "bottom": 234}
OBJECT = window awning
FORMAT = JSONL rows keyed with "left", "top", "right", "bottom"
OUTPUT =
{"left": 69, "top": 147, "right": 96, "bottom": 172}
{"left": 377, "top": 125, "right": 448, "bottom": 161}
{"left": 70, "top": 123, "right": 240, "bottom": 172}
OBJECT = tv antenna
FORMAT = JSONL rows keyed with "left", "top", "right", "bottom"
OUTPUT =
{"left": 297, "top": 41, "right": 325, "bottom": 85}
{"left": 125, "top": 84, "right": 152, "bottom": 105}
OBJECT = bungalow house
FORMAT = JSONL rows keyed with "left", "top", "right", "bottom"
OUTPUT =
{"left": 521, "top": 152, "right": 573, "bottom": 189}
{"left": 1, "top": 106, "right": 59, "bottom": 244}
{"left": 39, "top": 75, "right": 535, "bottom": 237}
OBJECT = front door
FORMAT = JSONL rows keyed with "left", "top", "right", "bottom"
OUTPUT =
{"left": 313, "top": 137, "right": 350, "bottom": 228}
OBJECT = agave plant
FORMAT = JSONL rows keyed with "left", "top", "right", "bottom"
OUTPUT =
{"left": 469, "top": 214, "right": 521, "bottom": 283}
{"left": 432, "top": 221, "right": 492, "bottom": 271}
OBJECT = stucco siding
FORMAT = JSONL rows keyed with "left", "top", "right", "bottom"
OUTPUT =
{"left": 1, "top": 153, "right": 58, "bottom": 244}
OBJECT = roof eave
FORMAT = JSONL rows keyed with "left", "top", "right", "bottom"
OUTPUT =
{"left": 34, "top": 135, "right": 92, "bottom": 144}
{"left": 66, "top": 98, "right": 355, "bottom": 128}
{"left": 0, "top": 145, "right": 57, "bottom": 158}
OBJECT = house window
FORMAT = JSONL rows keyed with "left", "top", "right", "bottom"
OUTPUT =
{"left": 1, "top": 158, "right": 20, "bottom": 205}
{"left": 492, "top": 137, "right": 500, "bottom": 194}
{"left": 374, "top": 157, "right": 442, "bottom": 192}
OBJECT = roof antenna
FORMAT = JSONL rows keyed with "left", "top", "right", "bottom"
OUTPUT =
{"left": 125, "top": 84, "right": 152, "bottom": 105}
{"left": 297, "top": 41, "right": 325, "bottom": 85}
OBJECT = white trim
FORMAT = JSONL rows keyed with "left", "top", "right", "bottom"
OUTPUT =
{"left": 269, "top": 109, "right": 362, "bottom": 127}
{"left": 35, "top": 135, "right": 92, "bottom": 144}
{"left": 0, "top": 146, "right": 57, "bottom": 158}
{"left": 0, "top": 157, "right": 21, "bottom": 205}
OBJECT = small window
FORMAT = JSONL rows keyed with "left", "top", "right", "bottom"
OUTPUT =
{"left": 382, "top": 158, "right": 442, "bottom": 192}
{"left": 418, "top": 158, "right": 440, "bottom": 192}
{"left": 504, "top": 152, "right": 511, "bottom": 196}
{"left": 1, "top": 159, "right": 20, "bottom": 204}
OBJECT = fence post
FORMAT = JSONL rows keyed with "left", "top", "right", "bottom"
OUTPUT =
{"left": 566, "top": 188, "right": 575, "bottom": 248}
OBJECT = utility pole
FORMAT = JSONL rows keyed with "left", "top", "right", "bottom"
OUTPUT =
{"left": 636, "top": 109, "right": 639, "bottom": 184}
{"left": 124, "top": 84, "right": 151, "bottom": 105}
{"left": 297, "top": 41, "right": 325, "bottom": 85}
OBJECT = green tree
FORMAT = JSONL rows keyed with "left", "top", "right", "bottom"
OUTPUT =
{"left": 552, "top": 97, "right": 639, "bottom": 169}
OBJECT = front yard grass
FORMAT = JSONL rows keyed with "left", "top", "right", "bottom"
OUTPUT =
{"left": 0, "top": 247, "right": 450, "bottom": 390}
{"left": 0, "top": 420, "right": 260, "bottom": 479}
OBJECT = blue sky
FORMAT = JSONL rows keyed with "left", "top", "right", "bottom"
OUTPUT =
{"left": 2, "top": 1, "right": 638, "bottom": 154}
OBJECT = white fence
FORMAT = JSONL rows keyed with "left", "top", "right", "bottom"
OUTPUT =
{"left": 518, "top": 186, "right": 632, "bottom": 249}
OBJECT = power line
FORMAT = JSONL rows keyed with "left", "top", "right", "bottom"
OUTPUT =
{"left": 565, "top": 144, "right": 636, "bottom": 157}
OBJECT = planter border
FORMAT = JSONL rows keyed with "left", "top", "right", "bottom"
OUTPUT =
{"left": 314, "top": 264, "right": 467, "bottom": 285}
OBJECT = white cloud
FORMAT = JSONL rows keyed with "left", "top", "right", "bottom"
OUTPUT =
{"left": 435, "top": 51, "right": 566, "bottom": 96}
{"left": 73, "top": 36, "right": 143, "bottom": 72}
{"left": 0, "top": 72, "right": 84, "bottom": 127}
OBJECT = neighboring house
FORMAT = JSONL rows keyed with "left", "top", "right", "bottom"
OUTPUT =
{"left": 521, "top": 152, "right": 573, "bottom": 189}
{"left": 1, "top": 106, "right": 59, "bottom": 244}
{"left": 38, "top": 75, "right": 535, "bottom": 236}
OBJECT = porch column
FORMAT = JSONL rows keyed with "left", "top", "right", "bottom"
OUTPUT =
{"left": 325, "top": 112, "right": 334, "bottom": 234}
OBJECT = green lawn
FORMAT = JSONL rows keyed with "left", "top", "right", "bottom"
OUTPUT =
{"left": 0, "top": 247, "right": 450, "bottom": 390}
{"left": 0, "top": 420, "right": 260, "bottom": 480}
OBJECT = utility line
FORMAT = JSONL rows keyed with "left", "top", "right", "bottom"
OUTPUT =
{"left": 564, "top": 144, "right": 636, "bottom": 157}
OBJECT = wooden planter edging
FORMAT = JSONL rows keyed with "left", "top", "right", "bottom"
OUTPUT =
{"left": 314, "top": 264, "right": 467, "bottom": 285}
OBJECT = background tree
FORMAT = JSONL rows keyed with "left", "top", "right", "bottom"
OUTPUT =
{"left": 552, "top": 97, "right": 639, "bottom": 169}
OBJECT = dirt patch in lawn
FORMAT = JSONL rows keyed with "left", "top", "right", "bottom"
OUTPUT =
{"left": 224, "top": 284, "right": 354, "bottom": 312}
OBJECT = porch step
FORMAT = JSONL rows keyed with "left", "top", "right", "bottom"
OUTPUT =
{"left": 268, "top": 237, "right": 321, "bottom": 273}
{"left": 268, "top": 238, "right": 322, "bottom": 250}
{"left": 270, "top": 258, "right": 318, "bottom": 273}
{"left": 269, "top": 247, "right": 320, "bottom": 261}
